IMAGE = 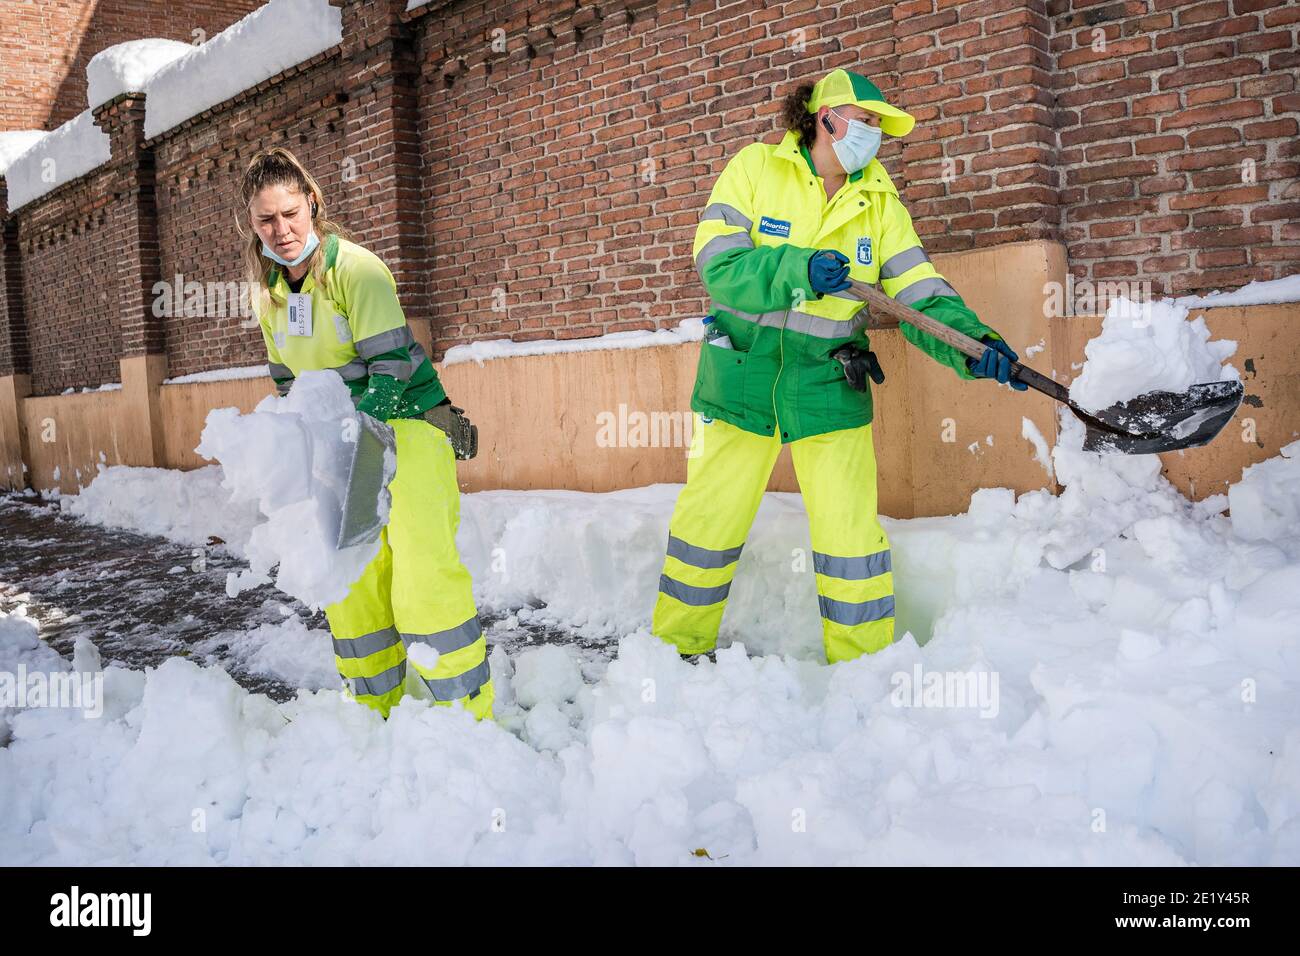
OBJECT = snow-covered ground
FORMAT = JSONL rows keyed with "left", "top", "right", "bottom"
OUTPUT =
{"left": 1, "top": 297, "right": 1297, "bottom": 865}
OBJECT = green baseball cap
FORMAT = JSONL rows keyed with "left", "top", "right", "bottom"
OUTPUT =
{"left": 807, "top": 68, "right": 915, "bottom": 138}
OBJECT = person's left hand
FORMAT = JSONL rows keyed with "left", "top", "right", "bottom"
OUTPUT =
{"left": 966, "top": 334, "right": 1028, "bottom": 390}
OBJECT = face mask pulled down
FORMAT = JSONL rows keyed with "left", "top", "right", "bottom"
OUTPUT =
{"left": 262, "top": 229, "right": 320, "bottom": 268}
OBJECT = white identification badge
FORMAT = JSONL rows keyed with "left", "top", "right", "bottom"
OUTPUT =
{"left": 287, "top": 293, "right": 313, "bottom": 337}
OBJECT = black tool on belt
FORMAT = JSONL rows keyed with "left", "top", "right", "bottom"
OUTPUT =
{"left": 831, "top": 345, "right": 885, "bottom": 392}
{"left": 423, "top": 402, "right": 479, "bottom": 460}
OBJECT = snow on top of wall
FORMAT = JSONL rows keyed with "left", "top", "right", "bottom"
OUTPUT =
{"left": 1174, "top": 273, "right": 1300, "bottom": 309}
{"left": 143, "top": 0, "right": 343, "bottom": 140}
{"left": 3, "top": 111, "right": 111, "bottom": 211}
{"left": 164, "top": 364, "right": 273, "bottom": 386}
{"left": 0, "top": 131, "right": 46, "bottom": 179}
{"left": 441, "top": 318, "right": 706, "bottom": 367}
{"left": 87, "top": 38, "right": 195, "bottom": 110}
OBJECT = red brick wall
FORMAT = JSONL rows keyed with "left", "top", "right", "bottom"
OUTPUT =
{"left": 15, "top": 168, "right": 125, "bottom": 394}
{"left": 0, "top": 0, "right": 264, "bottom": 133}
{"left": 1051, "top": 0, "right": 1300, "bottom": 294}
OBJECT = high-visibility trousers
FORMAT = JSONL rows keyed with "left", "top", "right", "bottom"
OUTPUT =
{"left": 652, "top": 414, "right": 895, "bottom": 663}
{"left": 324, "top": 417, "right": 493, "bottom": 720}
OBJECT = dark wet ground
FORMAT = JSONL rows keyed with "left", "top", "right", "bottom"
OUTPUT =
{"left": 0, "top": 493, "right": 613, "bottom": 702}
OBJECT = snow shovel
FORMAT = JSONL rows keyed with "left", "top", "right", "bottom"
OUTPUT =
{"left": 845, "top": 278, "right": 1243, "bottom": 455}
{"left": 336, "top": 411, "right": 397, "bottom": 549}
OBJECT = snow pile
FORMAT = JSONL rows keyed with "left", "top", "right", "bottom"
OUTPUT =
{"left": 3, "top": 111, "right": 111, "bottom": 210}
{"left": 1068, "top": 297, "right": 1238, "bottom": 412}
{"left": 63, "top": 464, "right": 262, "bottom": 558}
{"left": 0, "top": 131, "right": 46, "bottom": 178}
{"left": 8, "top": 295, "right": 1297, "bottom": 865}
{"left": 86, "top": 39, "right": 193, "bottom": 109}
{"left": 442, "top": 319, "right": 705, "bottom": 367}
{"left": 143, "top": 0, "right": 343, "bottom": 139}
{"left": 194, "top": 371, "right": 387, "bottom": 609}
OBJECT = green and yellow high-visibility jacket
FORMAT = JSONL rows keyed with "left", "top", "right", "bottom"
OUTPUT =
{"left": 692, "top": 129, "right": 1000, "bottom": 443}
{"left": 256, "top": 233, "right": 446, "bottom": 419}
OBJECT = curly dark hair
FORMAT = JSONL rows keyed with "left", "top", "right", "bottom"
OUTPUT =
{"left": 781, "top": 82, "right": 819, "bottom": 145}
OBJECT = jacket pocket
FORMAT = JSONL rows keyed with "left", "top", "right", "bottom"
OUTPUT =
{"left": 692, "top": 339, "right": 748, "bottom": 420}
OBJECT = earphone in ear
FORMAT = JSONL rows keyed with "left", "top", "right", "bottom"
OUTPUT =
{"left": 820, "top": 112, "right": 835, "bottom": 135}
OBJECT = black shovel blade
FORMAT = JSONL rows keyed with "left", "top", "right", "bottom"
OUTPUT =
{"left": 1079, "top": 380, "right": 1244, "bottom": 455}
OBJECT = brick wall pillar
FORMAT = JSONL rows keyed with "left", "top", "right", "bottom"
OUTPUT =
{"left": 94, "top": 93, "right": 167, "bottom": 466}
{"left": 895, "top": 0, "right": 1060, "bottom": 253}
{"left": 333, "top": 0, "right": 431, "bottom": 327}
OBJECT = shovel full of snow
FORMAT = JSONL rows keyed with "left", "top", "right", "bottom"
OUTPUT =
{"left": 336, "top": 411, "right": 397, "bottom": 549}
{"left": 846, "top": 279, "right": 1243, "bottom": 455}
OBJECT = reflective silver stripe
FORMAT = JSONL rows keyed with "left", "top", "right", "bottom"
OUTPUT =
{"left": 328, "top": 358, "right": 369, "bottom": 381}
{"left": 893, "top": 276, "right": 957, "bottom": 305}
{"left": 701, "top": 203, "right": 753, "bottom": 231}
{"left": 420, "top": 658, "right": 491, "bottom": 702}
{"left": 813, "top": 550, "right": 892, "bottom": 580}
{"left": 409, "top": 339, "right": 429, "bottom": 367}
{"left": 402, "top": 616, "right": 483, "bottom": 656}
{"left": 784, "top": 310, "right": 864, "bottom": 339}
{"left": 349, "top": 659, "right": 407, "bottom": 697}
{"left": 368, "top": 358, "right": 413, "bottom": 381}
{"left": 333, "top": 625, "right": 401, "bottom": 660}
{"left": 818, "top": 594, "right": 896, "bottom": 626}
{"left": 354, "top": 325, "right": 414, "bottom": 360}
{"left": 658, "top": 574, "right": 730, "bottom": 606}
{"left": 879, "top": 246, "right": 931, "bottom": 280}
{"left": 666, "top": 534, "right": 743, "bottom": 570}
{"left": 712, "top": 301, "right": 865, "bottom": 340}
{"left": 268, "top": 361, "right": 294, "bottom": 380}
{"left": 694, "top": 231, "right": 755, "bottom": 272}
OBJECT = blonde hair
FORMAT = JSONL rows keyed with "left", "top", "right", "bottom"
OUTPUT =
{"left": 236, "top": 146, "right": 353, "bottom": 316}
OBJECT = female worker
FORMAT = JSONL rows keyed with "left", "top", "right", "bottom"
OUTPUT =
{"left": 239, "top": 147, "right": 492, "bottom": 720}
{"left": 652, "top": 69, "right": 1028, "bottom": 664}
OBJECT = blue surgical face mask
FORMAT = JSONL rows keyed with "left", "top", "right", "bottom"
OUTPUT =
{"left": 829, "top": 107, "right": 882, "bottom": 174}
{"left": 262, "top": 229, "right": 319, "bottom": 267}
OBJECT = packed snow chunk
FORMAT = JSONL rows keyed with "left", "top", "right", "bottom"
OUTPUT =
{"left": 405, "top": 642, "right": 441, "bottom": 675}
{"left": 4, "top": 111, "right": 111, "bottom": 210}
{"left": 1068, "top": 296, "right": 1238, "bottom": 413}
{"left": 0, "top": 130, "right": 45, "bottom": 177}
{"left": 1228, "top": 439, "right": 1300, "bottom": 549}
{"left": 86, "top": 39, "right": 193, "bottom": 108}
{"left": 1175, "top": 274, "right": 1300, "bottom": 309}
{"left": 1021, "top": 416, "right": 1054, "bottom": 480}
{"left": 512, "top": 645, "right": 584, "bottom": 709}
{"left": 195, "top": 371, "right": 386, "bottom": 609}
{"left": 144, "top": 0, "right": 343, "bottom": 139}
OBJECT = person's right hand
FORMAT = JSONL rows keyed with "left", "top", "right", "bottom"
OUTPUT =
{"left": 808, "top": 249, "right": 851, "bottom": 297}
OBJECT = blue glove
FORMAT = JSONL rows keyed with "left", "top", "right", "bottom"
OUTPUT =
{"left": 808, "top": 249, "right": 850, "bottom": 296}
{"left": 966, "top": 334, "right": 1028, "bottom": 390}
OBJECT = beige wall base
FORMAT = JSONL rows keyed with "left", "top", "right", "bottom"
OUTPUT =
{"left": 0, "top": 373, "right": 32, "bottom": 491}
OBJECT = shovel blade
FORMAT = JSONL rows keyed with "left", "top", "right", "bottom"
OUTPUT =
{"left": 1080, "top": 380, "right": 1243, "bottom": 455}
{"left": 336, "top": 413, "right": 397, "bottom": 550}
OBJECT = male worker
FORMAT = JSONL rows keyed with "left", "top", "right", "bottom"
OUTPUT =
{"left": 652, "top": 69, "right": 1027, "bottom": 663}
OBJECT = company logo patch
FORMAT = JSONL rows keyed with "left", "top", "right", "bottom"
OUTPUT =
{"left": 758, "top": 216, "right": 792, "bottom": 238}
{"left": 857, "top": 236, "right": 873, "bottom": 266}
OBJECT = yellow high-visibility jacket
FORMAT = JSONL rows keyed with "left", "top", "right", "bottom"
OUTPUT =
{"left": 692, "top": 129, "right": 999, "bottom": 442}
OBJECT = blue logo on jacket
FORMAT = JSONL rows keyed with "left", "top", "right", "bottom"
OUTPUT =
{"left": 857, "top": 236, "right": 873, "bottom": 266}
{"left": 758, "top": 216, "right": 791, "bottom": 237}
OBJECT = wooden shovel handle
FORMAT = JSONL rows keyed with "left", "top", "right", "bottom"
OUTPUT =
{"left": 845, "top": 278, "right": 1070, "bottom": 404}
